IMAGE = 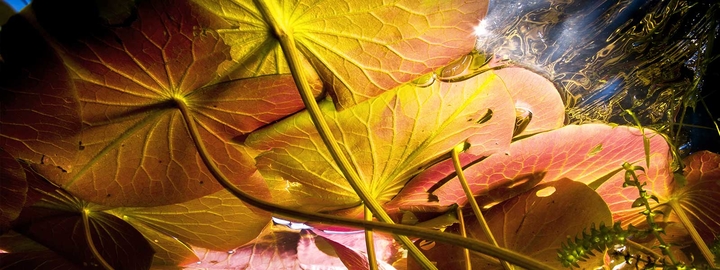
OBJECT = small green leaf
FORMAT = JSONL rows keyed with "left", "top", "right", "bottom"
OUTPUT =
{"left": 631, "top": 198, "right": 646, "bottom": 208}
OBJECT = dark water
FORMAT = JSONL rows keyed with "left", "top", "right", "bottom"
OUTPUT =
{"left": 476, "top": 0, "right": 719, "bottom": 155}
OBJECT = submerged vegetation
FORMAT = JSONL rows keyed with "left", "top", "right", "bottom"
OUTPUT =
{"left": 0, "top": 0, "right": 718, "bottom": 269}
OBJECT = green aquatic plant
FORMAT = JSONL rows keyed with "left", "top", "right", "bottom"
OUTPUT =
{"left": 1, "top": 0, "right": 718, "bottom": 269}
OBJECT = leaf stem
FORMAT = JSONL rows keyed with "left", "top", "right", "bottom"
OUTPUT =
{"left": 667, "top": 199, "right": 717, "bottom": 268}
{"left": 251, "top": 0, "right": 435, "bottom": 268}
{"left": 175, "top": 98, "right": 555, "bottom": 270}
{"left": 451, "top": 145, "right": 513, "bottom": 270}
{"left": 365, "top": 206, "right": 379, "bottom": 270}
{"left": 456, "top": 207, "right": 472, "bottom": 270}
{"left": 624, "top": 239, "right": 664, "bottom": 260}
{"left": 82, "top": 209, "right": 114, "bottom": 270}
{"left": 625, "top": 110, "right": 651, "bottom": 169}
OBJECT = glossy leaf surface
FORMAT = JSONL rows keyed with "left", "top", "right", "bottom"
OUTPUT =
{"left": 188, "top": 226, "right": 301, "bottom": 269}
{"left": 197, "top": 0, "right": 488, "bottom": 109}
{"left": 300, "top": 230, "right": 398, "bottom": 270}
{"left": 246, "top": 71, "right": 516, "bottom": 213}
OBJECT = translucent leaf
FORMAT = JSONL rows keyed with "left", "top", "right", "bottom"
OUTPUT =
{"left": 196, "top": 0, "right": 488, "bottom": 109}
{"left": 391, "top": 124, "right": 671, "bottom": 213}
{"left": 411, "top": 179, "right": 611, "bottom": 269}
{"left": 1, "top": 0, "right": 312, "bottom": 207}
{"left": 246, "top": 71, "right": 515, "bottom": 214}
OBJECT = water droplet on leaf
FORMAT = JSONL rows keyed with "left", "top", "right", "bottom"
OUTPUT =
{"left": 513, "top": 107, "right": 533, "bottom": 136}
{"left": 411, "top": 72, "right": 436, "bottom": 87}
{"left": 437, "top": 50, "right": 492, "bottom": 82}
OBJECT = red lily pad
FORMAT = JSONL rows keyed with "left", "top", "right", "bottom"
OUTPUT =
{"left": 666, "top": 151, "right": 719, "bottom": 242}
{"left": 1, "top": 0, "right": 315, "bottom": 207}
{"left": 412, "top": 179, "right": 611, "bottom": 269}
{"left": 595, "top": 151, "right": 674, "bottom": 226}
{"left": 494, "top": 67, "right": 565, "bottom": 136}
{"left": 389, "top": 124, "right": 671, "bottom": 214}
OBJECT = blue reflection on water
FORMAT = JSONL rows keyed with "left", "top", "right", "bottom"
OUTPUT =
{"left": 578, "top": 78, "right": 623, "bottom": 107}
{"left": 3, "top": 0, "right": 28, "bottom": 12}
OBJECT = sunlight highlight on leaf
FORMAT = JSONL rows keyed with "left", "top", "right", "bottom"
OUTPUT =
{"left": 246, "top": 71, "right": 515, "bottom": 213}
{"left": 197, "top": 0, "right": 488, "bottom": 109}
{"left": 392, "top": 124, "right": 671, "bottom": 213}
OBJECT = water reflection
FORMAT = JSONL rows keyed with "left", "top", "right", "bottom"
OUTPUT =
{"left": 478, "top": 0, "right": 719, "bottom": 153}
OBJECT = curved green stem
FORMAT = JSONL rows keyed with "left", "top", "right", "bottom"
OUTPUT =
{"left": 667, "top": 199, "right": 717, "bottom": 268}
{"left": 82, "top": 209, "right": 114, "bottom": 270}
{"left": 251, "top": 1, "right": 434, "bottom": 268}
{"left": 456, "top": 207, "right": 472, "bottom": 270}
{"left": 451, "top": 145, "right": 513, "bottom": 270}
{"left": 175, "top": 98, "right": 554, "bottom": 270}
{"left": 365, "top": 206, "right": 379, "bottom": 270}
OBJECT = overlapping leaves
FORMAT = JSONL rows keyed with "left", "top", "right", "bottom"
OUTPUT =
{"left": 186, "top": 225, "right": 398, "bottom": 269}
{"left": 246, "top": 70, "right": 516, "bottom": 214}
{"left": 3, "top": 165, "right": 270, "bottom": 268}
{"left": 389, "top": 124, "right": 671, "bottom": 213}
{"left": 196, "top": 0, "right": 487, "bottom": 109}
{"left": 8, "top": 166, "right": 155, "bottom": 270}
{"left": 0, "top": 0, "right": 318, "bottom": 206}
{"left": 671, "top": 151, "right": 720, "bottom": 241}
{"left": 412, "top": 180, "right": 611, "bottom": 269}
